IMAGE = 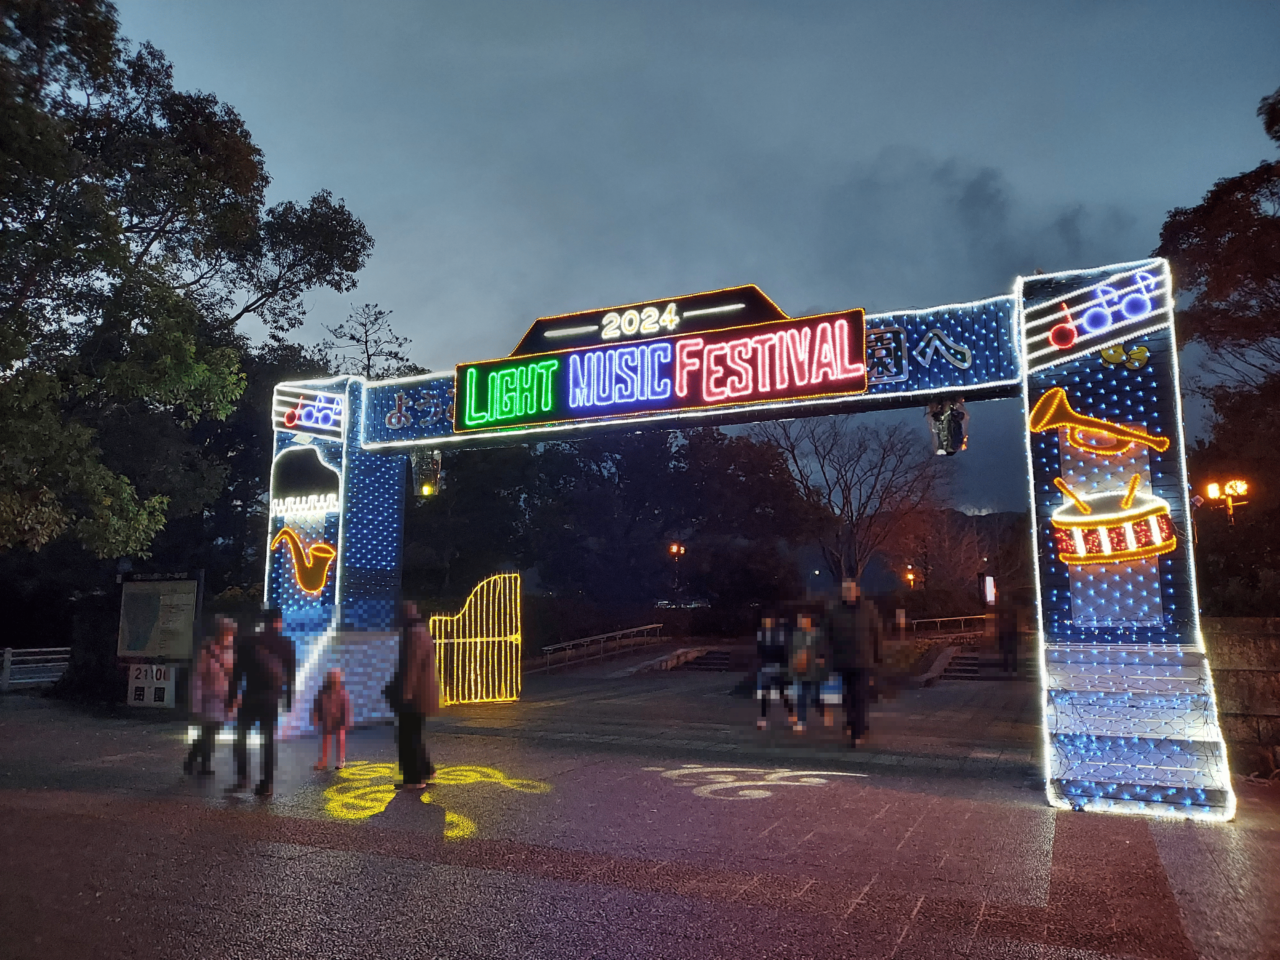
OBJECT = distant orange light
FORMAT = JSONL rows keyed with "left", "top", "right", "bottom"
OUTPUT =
{"left": 1224, "top": 480, "right": 1248, "bottom": 497}
{"left": 1206, "top": 482, "right": 1221, "bottom": 500}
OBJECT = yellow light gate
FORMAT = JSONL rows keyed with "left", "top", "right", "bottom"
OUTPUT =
{"left": 429, "top": 573, "right": 521, "bottom": 705}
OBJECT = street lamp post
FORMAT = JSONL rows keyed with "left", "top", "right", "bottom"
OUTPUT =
{"left": 668, "top": 541, "right": 686, "bottom": 592}
{"left": 1205, "top": 479, "right": 1249, "bottom": 526}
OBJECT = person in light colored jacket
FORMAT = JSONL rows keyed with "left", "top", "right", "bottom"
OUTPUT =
{"left": 184, "top": 616, "right": 236, "bottom": 776}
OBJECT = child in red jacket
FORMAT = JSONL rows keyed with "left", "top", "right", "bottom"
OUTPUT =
{"left": 311, "top": 668, "right": 353, "bottom": 770}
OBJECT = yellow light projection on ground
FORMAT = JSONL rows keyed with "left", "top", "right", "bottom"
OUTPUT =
{"left": 429, "top": 573, "right": 522, "bottom": 705}
{"left": 322, "top": 761, "right": 548, "bottom": 839}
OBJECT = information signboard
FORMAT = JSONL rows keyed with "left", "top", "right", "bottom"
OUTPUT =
{"left": 117, "top": 579, "right": 198, "bottom": 660}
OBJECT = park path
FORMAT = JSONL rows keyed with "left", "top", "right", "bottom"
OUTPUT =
{"left": 0, "top": 671, "right": 1276, "bottom": 959}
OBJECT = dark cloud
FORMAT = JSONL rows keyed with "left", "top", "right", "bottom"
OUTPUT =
{"left": 816, "top": 148, "right": 1139, "bottom": 311}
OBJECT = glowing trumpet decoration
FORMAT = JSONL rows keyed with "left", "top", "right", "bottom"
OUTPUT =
{"left": 271, "top": 526, "right": 337, "bottom": 595}
{"left": 1029, "top": 387, "right": 1170, "bottom": 457}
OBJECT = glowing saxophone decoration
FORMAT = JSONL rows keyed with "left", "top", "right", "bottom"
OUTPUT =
{"left": 271, "top": 526, "right": 337, "bottom": 594}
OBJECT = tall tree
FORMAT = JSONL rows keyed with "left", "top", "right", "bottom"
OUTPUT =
{"left": 753, "top": 417, "right": 950, "bottom": 581}
{"left": 323, "top": 302, "right": 426, "bottom": 380}
{"left": 1156, "top": 86, "right": 1280, "bottom": 388}
{"left": 1155, "top": 84, "right": 1280, "bottom": 614}
{"left": 0, "top": 1, "right": 373, "bottom": 557}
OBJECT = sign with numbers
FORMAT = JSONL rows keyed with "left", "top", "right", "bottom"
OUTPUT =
{"left": 127, "top": 663, "right": 177, "bottom": 709}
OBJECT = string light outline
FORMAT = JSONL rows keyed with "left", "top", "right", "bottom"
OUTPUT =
{"left": 1017, "top": 258, "right": 1235, "bottom": 821}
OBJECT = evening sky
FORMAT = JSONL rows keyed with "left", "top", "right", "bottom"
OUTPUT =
{"left": 114, "top": 0, "right": 1280, "bottom": 511}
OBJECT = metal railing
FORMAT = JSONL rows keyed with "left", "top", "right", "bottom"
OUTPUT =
{"left": 528, "top": 624, "right": 666, "bottom": 674}
{"left": 1, "top": 647, "right": 71, "bottom": 692}
{"left": 909, "top": 614, "right": 990, "bottom": 634}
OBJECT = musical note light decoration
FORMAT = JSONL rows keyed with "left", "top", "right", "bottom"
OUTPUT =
{"left": 429, "top": 573, "right": 522, "bottom": 705}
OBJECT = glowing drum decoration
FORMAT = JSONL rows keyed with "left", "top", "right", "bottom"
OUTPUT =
{"left": 1051, "top": 476, "right": 1177, "bottom": 566}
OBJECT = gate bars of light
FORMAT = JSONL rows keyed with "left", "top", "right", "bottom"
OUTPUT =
{"left": 429, "top": 573, "right": 522, "bottom": 705}
{"left": 264, "top": 258, "right": 1234, "bottom": 820}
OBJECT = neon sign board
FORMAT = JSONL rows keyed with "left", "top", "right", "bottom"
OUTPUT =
{"left": 273, "top": 388, "right": 345, "bottom": 440}
{"left": 456, "top": 310, "right": 867, "bottom": 433}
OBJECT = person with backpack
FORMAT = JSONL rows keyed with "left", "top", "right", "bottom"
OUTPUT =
{"left": 789, "top": 612, "right": 830, "bottom": 733}
{"left": 226, "top": 609, "right": 296, "bottom": 798}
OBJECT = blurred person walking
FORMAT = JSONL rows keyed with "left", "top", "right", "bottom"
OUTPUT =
{"left": 997, "top": 600, "right": 1020, "bottom": 675}
{"left": 385, "top": 600, "right": 438, "bottom": 788}
{"left": 226, "top": 609, "right": 296, "bottom": 798}
{"left": 311, "top": 668, "right": 353, "bottom": 770}
{"left": 789, "top": 612, "right": 829, "bottom": 733}
{"left": 825, "top": 580, "right": 883, "bottom": 747}
{"left": 184, "top": 615, "right": 236, "bottom": 776}
{"left": 755, "top": 613, "right": 794, "bottom": 731}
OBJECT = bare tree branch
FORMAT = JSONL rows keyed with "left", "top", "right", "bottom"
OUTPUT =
{"left": 753, "top": 416, "right": 951, "bottom": 580}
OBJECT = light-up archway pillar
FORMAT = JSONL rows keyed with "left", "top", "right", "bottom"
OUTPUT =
{"left": 266, "top": 258, "right": 1234, "bottom": 820}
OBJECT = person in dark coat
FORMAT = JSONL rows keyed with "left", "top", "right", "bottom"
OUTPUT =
{"left": 824, "top": 579, "right": 883, "bottom": 746}
{"left": 226, "top": 609, "right": 296, "bottom": 798}
{"left": 386, "top": 600, "right": 439, "bottom": 788}
{"left": 755, "top": 613, "right": 794, "bottom": 731}
{"left": 997, "top": 601, "right": 1019, "bottom": 674}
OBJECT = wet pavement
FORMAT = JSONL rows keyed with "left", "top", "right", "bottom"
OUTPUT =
{"left": 1, "top": 664, "right": 1277, "bottom": 959}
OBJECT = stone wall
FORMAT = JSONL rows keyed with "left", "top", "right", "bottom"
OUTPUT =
{"left": 1201, "top": 618, "right": 1280, "bottom": 775}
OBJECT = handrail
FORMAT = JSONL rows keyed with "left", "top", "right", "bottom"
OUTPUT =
{"left": 910, "top": 614, "right": 990, "bottom": 633}
{"left": 529, "top": 624, "right": 666, "bottom": 674}
{"left": 541, "top": 624, "right": 664, "bottom": 654}
{"left": 2, "top": 646, "right": 72, "bottom": 692}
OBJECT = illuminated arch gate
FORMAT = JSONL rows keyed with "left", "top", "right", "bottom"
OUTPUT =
{"left": 267, "top": 259, "right": 1235, "bottom": 820}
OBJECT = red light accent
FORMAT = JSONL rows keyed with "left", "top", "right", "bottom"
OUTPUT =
{"left": 1054, "top": 529, "right": 1076, "bottom": 556}
{"left": 674, "top": 318, "right": 865, "bottom": 407}
{"left": 1081, "top": 528, "right": 1103, "bottom": 555}
{"left": 1132, "top": 518, "right": 1155, "bottom": 548}
{"left": 1049, "top": 323, "right": 1077, "bottom": 349}
{"left": 674, "top": 338, "right": 704, "bottom": 398}
{"left": 1155, "top": 514, "right": 1175, "bottom": 543}
{"left": 283, "top": 400, "right": 303, "bottom": 427}
{"left": 1106, "top": 525, "right": 1128, "bottom": 553}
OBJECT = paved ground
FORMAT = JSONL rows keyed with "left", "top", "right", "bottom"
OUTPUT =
{"left": 1, "top": 662, "right": 1277, "bottom": 960}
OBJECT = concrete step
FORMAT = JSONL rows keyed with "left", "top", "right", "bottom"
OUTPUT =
{"left": 942, "top": 653, "right": 1033, "bottom": 681}
{"left": 680, "top": 649, "right": 753, "bottom": 672}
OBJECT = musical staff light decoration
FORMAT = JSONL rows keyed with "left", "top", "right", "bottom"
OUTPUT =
{"left": 429, "top": 573, "right": 522, "bottom": 705}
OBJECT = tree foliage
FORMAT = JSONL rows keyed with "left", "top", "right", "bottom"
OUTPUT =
{"left": 1156, "top": 84, "right": 1280, "bottom": 614}
{"left": 0, "top": 0, "right": 372, "bottom": 556}
{"left": 1156, "top": 86, "right": 1280, "bottom": 388}
{"left": 401, "top": 428, "right": 817, "bottom": 608}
